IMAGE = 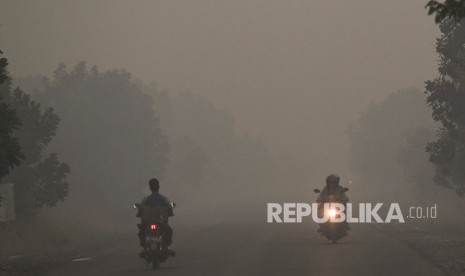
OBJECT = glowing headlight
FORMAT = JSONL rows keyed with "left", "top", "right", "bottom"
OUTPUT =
{"left": 328, "top": 209, "right": 337, "bottom": 218}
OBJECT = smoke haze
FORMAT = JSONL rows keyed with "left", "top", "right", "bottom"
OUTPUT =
{"left": 0, "top": 0, "right": 439, "bottom": 177}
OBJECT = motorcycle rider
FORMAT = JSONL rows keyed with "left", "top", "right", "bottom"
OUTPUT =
{"left": 137, "top": 178, "right": 175, "bottom": 258}
{"left": 316, "top": 174, "right": 348, "bottom": 204}
{"left": 316, "top": 174, "right": 349, "bottom": 231}
{"left": 315, "top": 174, "right": 350, "bottom": 240}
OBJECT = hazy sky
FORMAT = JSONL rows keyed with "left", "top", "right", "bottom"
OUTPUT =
{"left": 0, "top": 0, "right": 439, "bottom": 171}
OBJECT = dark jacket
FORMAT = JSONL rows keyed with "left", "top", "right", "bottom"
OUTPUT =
{"left": 316, "top": 185, "right": 349, "bottom": 203}
{"left": 140, "top": 192, "right": 174, "bottom": 217}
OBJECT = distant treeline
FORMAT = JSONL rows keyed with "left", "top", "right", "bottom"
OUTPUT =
{"left": 0, "top": 57, "right": 281, "bottom": 221}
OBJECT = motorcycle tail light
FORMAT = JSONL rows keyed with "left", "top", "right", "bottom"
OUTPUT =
{"left": 150, "top": 224, "right": 157, "bottom": 230}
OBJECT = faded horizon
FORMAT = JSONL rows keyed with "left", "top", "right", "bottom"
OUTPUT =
{"left": 0, "top": 1, "right": 440, "bottom": 172}
{"left": 3, "top": 2, "right": 465, "bottom": 275}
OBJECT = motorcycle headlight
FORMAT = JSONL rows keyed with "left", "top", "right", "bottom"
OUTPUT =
{"left": 328, "top": 209, "right": 337, "bottom": 218}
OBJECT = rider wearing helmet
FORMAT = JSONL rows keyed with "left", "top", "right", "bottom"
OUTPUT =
{"left": 316, "top": 174, "right": 349, "bottom": 204}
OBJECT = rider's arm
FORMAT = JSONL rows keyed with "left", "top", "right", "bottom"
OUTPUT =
{"left": 140, "top": 196, "right": 149, "bottom": 205}
{"left": 336, "top": 187, "right": 349, "bottom": 203}
{"left": 162, "top": 196, "right": 174, "bottom": 217}
{"left": 316, "top": 187, "right": 327, "bottom": 203}
{"left": 339, "top": 192, "right": 349, "bottom": 203}
{"left": 136, "top": 196, "right": 149, "bottom": 217}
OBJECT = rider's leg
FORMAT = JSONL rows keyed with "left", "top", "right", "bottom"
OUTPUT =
{"left": 137, "top": 223, "right": 147, "bottom": 258}
{"left": 161, "top": 223, "right": 175, "bottom": 256}
{"left": 163, "top": 224, "right": 173, "bottom": 247}
{"left": 137, "top": 223, "right": 146, "bottom": 247}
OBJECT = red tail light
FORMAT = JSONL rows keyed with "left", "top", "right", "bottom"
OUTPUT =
{"left": 150, "top": 224, "right": 157, "bottom": 230}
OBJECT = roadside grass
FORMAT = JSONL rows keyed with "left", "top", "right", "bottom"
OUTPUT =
{"left": 380, "top": 221, "right": 465, "bottom": 275}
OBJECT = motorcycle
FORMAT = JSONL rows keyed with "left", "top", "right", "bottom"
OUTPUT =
{"left": 313, "top": 187, "right": 349, "bottom": 243}
{"left": 134, "top": 202, "right": 175, "bottom": 270}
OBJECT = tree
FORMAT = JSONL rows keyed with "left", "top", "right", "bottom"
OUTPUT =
{"left": 0, "top": 81, "right": 70, "bottom": 218}
{"left": 398, "top": 128, "right": 436, "bottom": 196}
{"left": 149, "top": 88, "right": 274, "bottom": 205}
{"left": 348, "top": 88, "right": 434, "bottom": 200}
{"left": 0, "top": 51, "right": 23, "bottom": 206}
{"left": 163, "top": 135, "right": 208, "bottom": 198}
{"left": 426, "top": 0, "right": 465, "bottom": 23}
{"left": 0, "top": 99, "right": 22, "bottom": 179}
{"left": 425, "top": 19, "right": 465, "bottom": 195}
{"left": 35, "top": 63, "right": 169, "bottom": 217}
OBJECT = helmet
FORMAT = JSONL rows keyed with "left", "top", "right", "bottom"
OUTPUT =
{"left": 325, "top": 174, "right": 340, "bottom": 185}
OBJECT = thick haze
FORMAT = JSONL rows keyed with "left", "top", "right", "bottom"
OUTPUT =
{"left": 4, "top": 3, "right": 465, "bottom": 265}
{"left": 0, "top": 0, "right": 439, "bottom": 174}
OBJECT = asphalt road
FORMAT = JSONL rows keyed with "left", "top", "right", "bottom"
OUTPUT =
{"left": 43, "top": 222, "right": 444, "bottom": 276}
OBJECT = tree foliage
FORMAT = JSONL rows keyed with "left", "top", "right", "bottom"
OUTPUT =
{"left": 426, "top": 0, "right": 465, "bottom": 23}
{"left": 0, "top": 98, "right": 22, "bottom": 180}
{"left": 35, "top": 63, "right": 169, "bottom": 215}
{"left": 150, "top": 89, "right": 274, "bottom": 204}
{"left": 0, "top": 81, "right": 70, "bottom": 218}
{"left": 0, "top": 51, "right": 23, "bottom": 179}
{"left": 349, "top": 89, "right": 434, "bottom": 199}
{"left": 425, "top": 19, "right": 465, "bottom": 195}
{"left": 0, "top": 51, "right": 23, "bottom": 206}
{"left": 398, "top": 128, "right": 436, "bottom": 191}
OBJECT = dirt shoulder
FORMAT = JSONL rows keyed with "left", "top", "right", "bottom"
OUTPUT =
{"left": 379, "top": 222, "right": 465, "bottom": 276}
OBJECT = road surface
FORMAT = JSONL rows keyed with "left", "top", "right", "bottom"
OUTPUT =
{"left": 43, "top": 222, "right": 444, "bottom": 276}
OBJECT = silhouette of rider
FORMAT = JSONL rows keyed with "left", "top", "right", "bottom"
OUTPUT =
{"left": 316, "top": 174, "right": 348, "bottom": 204}
{"left": 316, "top": 174, "right": 350, "bottom": 232}
{"left": 137, "top": 178, "right": 175, "bottom": 257}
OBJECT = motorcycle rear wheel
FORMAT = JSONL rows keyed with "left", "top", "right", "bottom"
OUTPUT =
{"left": 147, "top": 244, "right": 160, "bottom": 270}
{"left": 152, "top": 255, "right": 160, "bottom": 270}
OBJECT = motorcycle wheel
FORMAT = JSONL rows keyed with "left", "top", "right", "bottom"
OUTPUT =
{"left": 152, "top": 246, "right": 160, "bottom": 270}
{"left": 152, "top": 256, "right": 160, "bottom": 270}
